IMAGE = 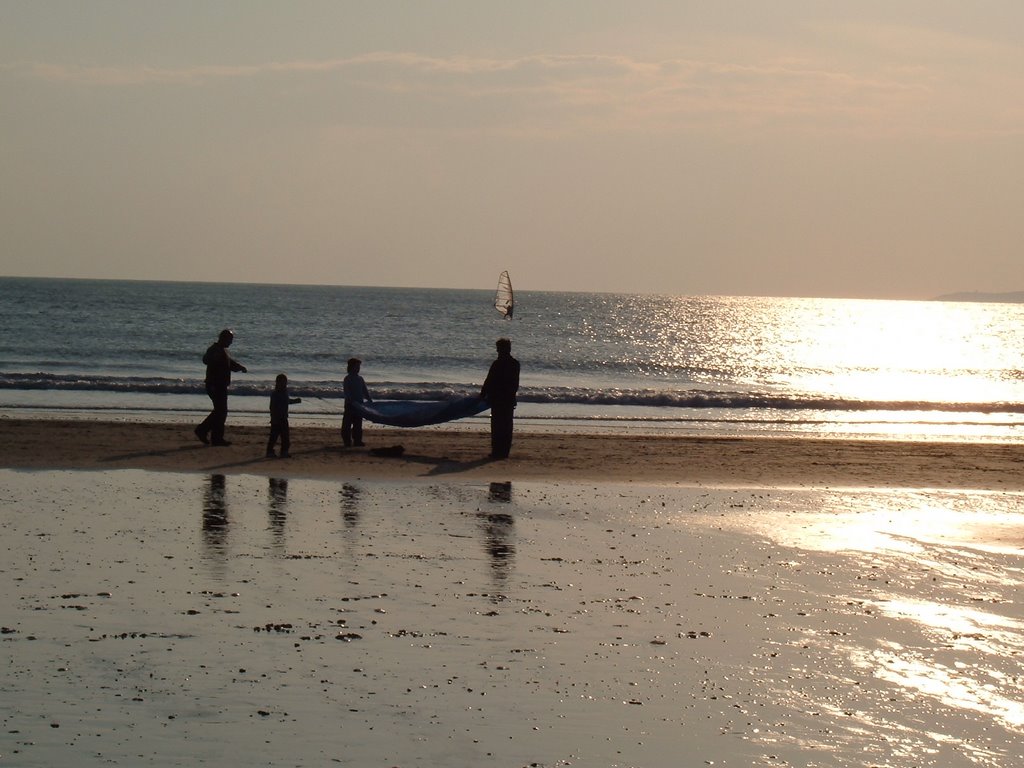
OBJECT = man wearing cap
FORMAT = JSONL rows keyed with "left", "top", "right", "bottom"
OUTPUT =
{"left": 195, "top": 329, "right": 247, "bottom": 447}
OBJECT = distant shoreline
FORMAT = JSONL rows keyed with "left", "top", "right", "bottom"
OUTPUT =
{"left": 934, "top": 290, "right": 1024, "bottom": 303}
{"left": 8, "top": 274, "right": 1024, "bottom": 303}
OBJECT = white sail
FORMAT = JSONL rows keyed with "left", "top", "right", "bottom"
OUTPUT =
{"left": 494, "top": 270, "right": 514, "bottom": 319}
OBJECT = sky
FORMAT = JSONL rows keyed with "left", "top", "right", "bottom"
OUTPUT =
{"left": 1, "top": 1, "right": 1022, "bottom": 299}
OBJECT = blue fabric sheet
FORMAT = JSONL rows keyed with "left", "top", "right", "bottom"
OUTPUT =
{"left": 350, "top": 396, "right": 489, "bottom": 428}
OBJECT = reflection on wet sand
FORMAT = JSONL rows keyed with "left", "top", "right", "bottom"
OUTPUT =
{"left": 858, "top": 641, "right": 1024, "bottom": 731}
{"left": 268, "top": 477, "right": 288, "bottom": 549}
{"left": 199, "top": 474, "right": 232, "bottom": 581}
{"left": 340, "top": 483, "right": 360, "bottom": 528}
{"left": 860, "top": 596, "right": 1024, "bottom": 732}
{"left": 202, "top": 474, "right": 229, "bottom": 556}
{"left": 724, "top": 487, "right": 1024, "bottom": 758}
{"left": 4, "top": 469, "right": 1024, "bottom": 767}
{"left": 488, "top": 480, "right": 512, "bottom": 503}
{"left": 479, "top": 482, "right": 516, "bottom": 600}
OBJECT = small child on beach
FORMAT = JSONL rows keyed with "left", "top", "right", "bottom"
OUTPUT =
{"left": 342, "top": 357, "right": 372, "bottom": 447}
{"left": 267, "top": 374, "right": 301, "bottom": 458}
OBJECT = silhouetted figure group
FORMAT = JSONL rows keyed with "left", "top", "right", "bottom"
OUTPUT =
{"left": 194, "top": 330, "right": 520, "bottom": 458}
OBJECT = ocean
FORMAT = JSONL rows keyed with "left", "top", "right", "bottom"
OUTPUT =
{"left": 2, "top": 276, "right": 1023, "bottom": 441}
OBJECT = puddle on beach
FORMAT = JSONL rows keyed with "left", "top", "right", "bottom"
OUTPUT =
{"left": 1, "top": 470, "right": 1023, "bottom": 767}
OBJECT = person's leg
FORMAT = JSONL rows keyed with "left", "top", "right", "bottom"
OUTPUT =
{"left": 267, "top": 424, "right": 279, "bottom": 456}
{"left": 196, "top": 385, "right": 218, "bottom": 442}
{"left": 501, "top": 412, "right": 514, "bottom": 457}
{"left": 280, "top": 422, "right": 291, "bottom": 457}
{"left": 196, "top": 415, "right": 212, "bottom": 443}
{"left": 342, "top": 410, "right": 353, "bottom": 446}
{"left": 491, "top": 405, "right": 513, "bottom": 458}
{"left": 353, "top": 416, "right": 364, "bottom": 446}
{"left": 209, "top": 385, "right": 229, "bottom": 444}
{"left": 499, "top": 413, "right": 513, "bottom": 457}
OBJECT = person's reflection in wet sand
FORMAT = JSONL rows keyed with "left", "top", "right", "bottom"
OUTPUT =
{"left": 338, "top": 483, "right": 362, "bottom": 561}
{"left": 268, "top": 477, "right": 289, "bottom": 552}
{"left": 488, "top": 481, "right": 512, "bottom": 503}
{"left": 202, "top": 474, "right": 229, "bottom": 570}
{"left": 340, "top": 483, "right": 361, "bottom": 529}
{"left": 480, "top": 482, "right": 516, "bottom": 601}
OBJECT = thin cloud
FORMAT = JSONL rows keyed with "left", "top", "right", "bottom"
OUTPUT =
{"left": 9, "top": 49, "right": 1016, "bottom": 138}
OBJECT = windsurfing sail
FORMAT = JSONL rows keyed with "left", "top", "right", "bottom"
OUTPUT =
{"left": 350, "top": 396, "right": 489, "bottom": 428}
{"left": 494, "top": 270, "right": 514, "bottom": 319}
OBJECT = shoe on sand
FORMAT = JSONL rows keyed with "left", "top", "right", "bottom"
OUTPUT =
{"left": 194, "top": 427, "right": 209, "bottom": 445}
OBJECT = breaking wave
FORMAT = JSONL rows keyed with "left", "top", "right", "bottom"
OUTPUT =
{"left": 2, "top": 372, "right": 1020, "bottom": 415}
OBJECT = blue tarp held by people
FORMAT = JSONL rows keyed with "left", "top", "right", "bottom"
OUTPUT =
{"left": 350, "top": 396, "right": 489, "bottom": 428}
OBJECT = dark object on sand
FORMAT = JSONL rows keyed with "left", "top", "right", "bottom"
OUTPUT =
{"left": 369, "top": 445, "right": 405, "bottom": 457}
{"left": 351, "top": 397, "right": 487, "bottom": 427}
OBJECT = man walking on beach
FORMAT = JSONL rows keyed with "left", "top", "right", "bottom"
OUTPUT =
{"left": 480, "top": 337, "right": 520, "bottom": 459}
{"left": 195, "top": 329, "right": 247, "bottom": 447}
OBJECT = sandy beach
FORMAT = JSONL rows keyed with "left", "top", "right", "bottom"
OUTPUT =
{"left": 3, "top": 417, "right": 1024, "bottom": 489}
{"left": 3, "top": 419, "right": 1024, "bottom": 766}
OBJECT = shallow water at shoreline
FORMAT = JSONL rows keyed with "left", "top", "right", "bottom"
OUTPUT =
{"left": 5, "top": 391, "right": 1024, "bottom": 443}
{"left": 2, "top": 470, "right": 1023, "bottom": 767}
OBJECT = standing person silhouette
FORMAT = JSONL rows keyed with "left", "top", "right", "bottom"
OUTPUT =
{"left": 480, "top": 338, "right": 520, "bottom": 459}
{"left": 266, "top": 373, "right": 301, "bottom": 458}
{"left": 342, "top": 357, "right": 372, "bottom": 447}
{"left": 195, "top": 329, "right": 247, "bottom": 447}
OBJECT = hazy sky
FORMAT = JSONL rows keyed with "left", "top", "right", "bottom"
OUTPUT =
{"left": 2, "top": 2, "right": 1022, "bottom": 298}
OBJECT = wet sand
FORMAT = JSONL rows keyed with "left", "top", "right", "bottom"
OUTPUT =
{"left": 3, "top": 419, "right": 1024, "bottom": 766}
{"left": 3, "top": 417, "right": 1024, "bottom": 489}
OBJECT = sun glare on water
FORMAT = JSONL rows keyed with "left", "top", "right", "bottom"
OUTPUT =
{"left": 783, "top": 299, "right": 1023, "bottom": 406}
{"left": 629, "top": 295, "right": 1023, "bottom": 407}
